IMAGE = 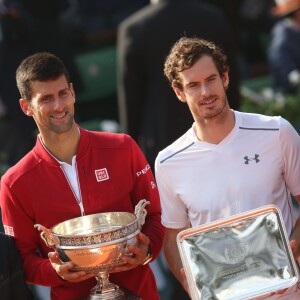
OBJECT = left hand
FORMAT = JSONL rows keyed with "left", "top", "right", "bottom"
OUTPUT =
{"left": 268, "top": 239, "right": 300, "bottom": 296}
{"left": 110, "top": 232, "right": 150, "bottom": 273}
{"left": 290, "top": 239, "right": 300, "bottom": 262}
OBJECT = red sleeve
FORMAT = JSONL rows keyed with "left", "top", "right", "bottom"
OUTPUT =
{"left": 0, "top": 178, "right": 63, "bottom": 286}
{"left": 128, "top": 137, "right": 165, "bottom": 259}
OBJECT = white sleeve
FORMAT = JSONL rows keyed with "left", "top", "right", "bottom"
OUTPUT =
{"left": 280, "top": 117, "right": 300, "bottom": 196}
{"left": 155, "top": 156, "right": 189, "bottom": 228}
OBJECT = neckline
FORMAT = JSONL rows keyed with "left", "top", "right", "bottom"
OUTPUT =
{"left": 190, "top": 110, "right": 240, "bottom": 148}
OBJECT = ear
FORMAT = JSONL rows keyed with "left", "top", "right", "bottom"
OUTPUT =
{"left": 19, "top": 99, "right": 33, "bottom": 116}
{"left": 70, "top": 83, "right": 76, "bottom": 103}
{"left": 173, "top": 85, "right": 187, "bottom": 103}
{"left": 222, "top": 71, "right": 229, "bottom": 89}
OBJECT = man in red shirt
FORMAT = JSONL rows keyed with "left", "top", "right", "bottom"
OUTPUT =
{"left": 0, "top": 52, "right": 165, "bottom": 300}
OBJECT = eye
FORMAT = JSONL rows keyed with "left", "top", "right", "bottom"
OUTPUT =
{"left": 186, "top": 82, "right": 198, "bottom": 89}
{"left": 41, "top": 95, "right": 52, "bottom": 102}
{"left": 207, "top": 76, "right": 216, "bottom": 82}
{"left": 59, "top": 90, "right": 70, "bottom": 98}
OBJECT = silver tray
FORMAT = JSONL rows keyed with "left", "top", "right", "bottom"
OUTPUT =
{"left": 177, "top": 205, "right": 299, "bottom": 300}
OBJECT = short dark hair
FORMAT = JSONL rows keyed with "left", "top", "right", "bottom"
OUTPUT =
{"left": 16, "top": 52, "right": 70, "bottom": 100}
{"left": 164, "top": 37, "right": 229, "bottom": 91}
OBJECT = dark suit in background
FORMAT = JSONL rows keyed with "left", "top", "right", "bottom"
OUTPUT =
{"left": 0, "top": 232, "right": 34, "bottom": 300}
{"left": 117, "top": 0, "right": 240, "bottom": 167}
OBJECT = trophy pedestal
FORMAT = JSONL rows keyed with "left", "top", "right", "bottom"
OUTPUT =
{"left": 86, "top": 288, "right": 142, "bottom": 300}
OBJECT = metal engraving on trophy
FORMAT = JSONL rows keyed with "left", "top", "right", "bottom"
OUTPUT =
{"left": 35, "top": 199, "right": 150, "bottom": 300}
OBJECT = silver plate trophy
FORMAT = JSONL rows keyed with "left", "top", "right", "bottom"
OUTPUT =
{"left": 177, "top": 205, "right": 299, "bottom": 300}
{"left": 35, "top": 199, "right": 150, "bottom": 300}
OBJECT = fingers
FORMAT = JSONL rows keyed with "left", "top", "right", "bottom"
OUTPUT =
{"left": 290, "top": 239, "right": 300, "bottom": 262}
{"left": 126, "top": 232, "right": 149, "bottom": 261}
{"left": 180, "top": 268, "right": 191, "bottom": 297}
{"left": 290, "top": 239, "right": 297, "bottom": 251}
{"left": 112, "top": 233, "right": 150, "bottom": 272}
{"left": 48, "top": 252, "right": 95, "bottom": 283}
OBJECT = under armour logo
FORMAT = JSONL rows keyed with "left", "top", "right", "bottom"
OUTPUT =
{"left": 244, "top": 154, "right": 260, "bottom": 164}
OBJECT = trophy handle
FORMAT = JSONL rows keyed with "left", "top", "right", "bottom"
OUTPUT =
{"left": 34, "top": 224, "right": 60, "bottom": 249}
{"left": 134, "top": 199, "right": 150, "bottom": 229}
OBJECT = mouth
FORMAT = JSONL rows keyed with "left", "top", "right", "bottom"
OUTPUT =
{"left": 200, "top": 96, "right": 217, "bottom": 105}
{"left": 51, "top": 112, "right": 67, "bottom": 119}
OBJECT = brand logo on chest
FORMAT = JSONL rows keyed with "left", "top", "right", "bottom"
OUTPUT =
{"left": 95, "top": 168, "right": 109, "bottom": 182}
{"left": 4, "top": 225, "right": 14, "bottom": 236}
{"left": 244, "top": 154, "right": 260, "bottom": 164}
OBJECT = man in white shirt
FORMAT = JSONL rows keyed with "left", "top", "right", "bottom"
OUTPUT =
{"left": 155, "top": 36, "right": 300, "bottom": 299}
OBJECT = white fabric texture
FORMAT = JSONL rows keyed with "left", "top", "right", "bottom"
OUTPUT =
{"left": 155, "top": 110, "right": 300, "bottom": 235}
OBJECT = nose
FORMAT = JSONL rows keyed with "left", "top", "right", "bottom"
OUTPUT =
{"left": 52, "top": 97, "right": 65, "bottom": 110}
{"left": 199, "top": 83, "right": 211, "bottom": 97}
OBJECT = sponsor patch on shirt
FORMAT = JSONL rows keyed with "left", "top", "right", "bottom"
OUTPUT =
{"left": 136, "top": 164, "right": 150, "bottom": 177}
{"left": 4, "top": 225, "right": 14, "bottom": 236}
{"left": 95, "top": 168, "right": 109, "bottom": 182}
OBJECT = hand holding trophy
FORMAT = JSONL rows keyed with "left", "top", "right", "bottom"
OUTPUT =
{"left": 35, "top": 199, "right": 150, "bottom": 300}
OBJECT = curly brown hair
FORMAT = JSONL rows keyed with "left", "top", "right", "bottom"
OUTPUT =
{"left": 164, "top": 37, "right": 229, "bottom": 91}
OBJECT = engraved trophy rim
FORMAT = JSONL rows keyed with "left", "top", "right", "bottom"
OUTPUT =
{"left": 35, "top": 199, "right": 150, "bottom": 300}
{"left": 49, "top": 211, "right": 139, "bottom": 249}
{"left": 51, "top": 211, "right": 138, "bottom": 237}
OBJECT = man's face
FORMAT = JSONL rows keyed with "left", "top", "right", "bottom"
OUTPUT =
{"left": 173, "top": 55, "right": 229, "bottom": 123}
{"left": 20, "top": 75, "right": 75, "bottom": 136}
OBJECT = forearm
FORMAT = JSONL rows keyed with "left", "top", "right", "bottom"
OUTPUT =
{"left": 22, "top": 251, "right": 63, "bottom": 286}
{"left": 142, "top": 212, "right": 165, "bottom": 260}
{"left": 290, "top": 195, "right": 300, "bottom": 261}
{"left": 163, "top": 226, "right": 189, "bottom": 285}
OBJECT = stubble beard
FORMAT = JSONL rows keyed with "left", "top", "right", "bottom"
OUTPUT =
{"left": 197, "top": 94, "right": 229, "bottom": 122}
{"left": 49, "top": 112, "right": 74, "bottom": 134}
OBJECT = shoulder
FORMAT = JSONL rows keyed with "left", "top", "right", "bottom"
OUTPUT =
{"left": 118, "top": 4, "right": 157, "bottom": 31}
{"left": 85, "top": 130, "right": 136, "bottom": 150}
{"left": 236, "top": 111, "right": 283, "bottom": 130}
{"left": 271, "top": 19, "right": 292, "bottom": 42}
{"left": 1, "top": 150, "right": 37, "bottom": 187}
{"left": 156, "top": 128, "right": 194, "bottom": 165}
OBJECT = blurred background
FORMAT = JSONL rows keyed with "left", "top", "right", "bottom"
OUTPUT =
{"left": 0, "top": 0, "right": 300, "bottom": 299}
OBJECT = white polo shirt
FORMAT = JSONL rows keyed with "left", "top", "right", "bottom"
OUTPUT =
{"left": 155, "top": 111, "right": 300, "bottom": 235}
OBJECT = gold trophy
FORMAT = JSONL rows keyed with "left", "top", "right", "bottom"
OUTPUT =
{"left": 35, "top": 199, "right": 149, "bottom": 300}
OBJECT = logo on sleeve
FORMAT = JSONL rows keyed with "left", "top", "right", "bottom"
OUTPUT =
{"left": 4, "top": 225, "right": 14, "bottom": 236}
{"left": 136, "top": 164, "right": 150, "bottom": 177}
{"left": 95, "top": 168, "right": 109, "bottom": 182}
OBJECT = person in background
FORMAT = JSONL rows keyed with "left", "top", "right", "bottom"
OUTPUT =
{"left": 0, "top": 232, "right": 34, "bottom": 300}
{"left": 117, "top": 0, "right": 240, "bottom": 168}
{"left": 0, "top": 52, "right": 165, "bottom": 300}
{"left": 155, "top": 36, "right": 300, "bottom": 299}
{"left": 0, "top": 0, "right": 82, "bottom": 166}
{"left": 268, "top": 0, "right": 300, "bottom": 94}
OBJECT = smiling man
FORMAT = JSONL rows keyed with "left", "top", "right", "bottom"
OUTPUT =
{"left": 155, "top": 37, "right": 300, "bottom": 299}
{"left": 0, "top": 52, "right": 165, "bottom": 300}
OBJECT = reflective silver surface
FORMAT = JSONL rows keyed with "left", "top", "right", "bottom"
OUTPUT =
{"left": 177, "top": 205, "right": 299, "bottom": 300}
{"left": 35, "top": 199, "right": 150, "bottom": 300}
{"left": 35, "top": 211, "right": 141, "bottom": 272}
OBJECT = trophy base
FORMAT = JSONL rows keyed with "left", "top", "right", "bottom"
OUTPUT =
{"left": 87, "top": 288, "right": 141, "bottom": 300}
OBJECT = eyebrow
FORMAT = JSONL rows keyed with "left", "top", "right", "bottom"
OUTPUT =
{"left": 184, "top": 74, "right": 217, "bottom": 88}
{"left": 39, "top": 87, "right": 70, "bottom": 99}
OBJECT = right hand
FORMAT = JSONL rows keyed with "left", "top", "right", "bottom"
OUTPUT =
{"left": 180, "top": 267, "right": 191, "bottom": 298}
{"left": 48, "top": 252, "right": 95, "bottom": 283}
